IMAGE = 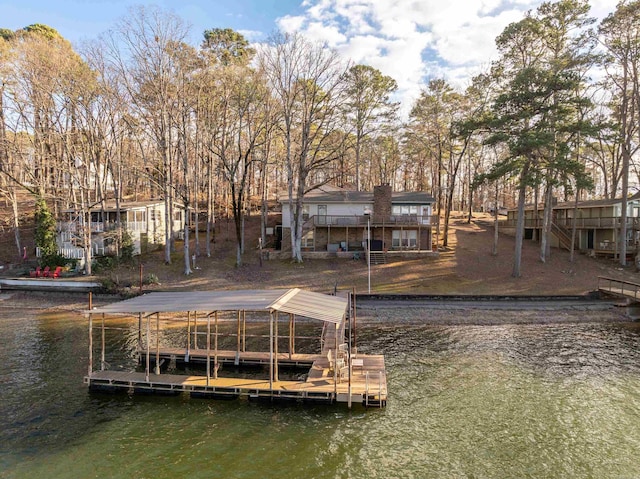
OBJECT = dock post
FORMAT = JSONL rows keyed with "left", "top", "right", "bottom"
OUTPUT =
{"left": 88, "top": 313, "right": 93, "bottom": 376}
{"left": 138, "top": 313, "right": 142, "bottom": 351}
{"left": 242, "top": 310, "right": 246, "bottom": 352}
{"left": 348, "top": 298, "right": 352, "bottom": 409}
{"left": 352, "top": 287, "right": 357, "bottom": 354}
{"left": 269, "top": 310, "right": 273, "bottom": 392}
{"left": 236, "top": 310, "right": 241, "bottom": 365}
{"left": 154, "top": 313, "right": 160, "bottom": 375}
{"left": 274, "top": 311, "right": 279, "bottom": 382}
{"left": 145, "top": 314, "right": 150, "bottom": 382}
{"left": 186, "top": 311, "right": 191, "bottom": 360}
{"left": 194, "top": 312, "right": 198, "bottom": 349}
{"left": 101, "top": 314, "right": 105, "bottom": 371}
{"left": 206, "top": 314, "right": 211, "bottom": 386}
{"left": 214, "top": 311, "right": 219, "bottom": 380}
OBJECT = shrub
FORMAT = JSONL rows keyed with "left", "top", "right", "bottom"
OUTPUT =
{"left": 40, "top": 252, "right": 68, "bottom": 269}
{"left": 92, "top": 255, "right": 116, "bottom": 273}
{"left": 143, "top": 273, "right": 160, "bottom": 285}
{"left": 119, "top": 230, "right": 135, "bottom": 262}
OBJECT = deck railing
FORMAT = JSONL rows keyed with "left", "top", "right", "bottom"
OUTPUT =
{"left": 500, "top": 217, "right": 640, "bottom": 229}
{"left": 598, "top": 276, "right": 640, "bottom": 301}
{"left": 308, "top": 214, "right": 438, "bottom": 227}
{"left": 37, "top": 246, "right": 85, "bottom": 259}
{"left": 58, "top": 221, "right": 147, "bottom": 233}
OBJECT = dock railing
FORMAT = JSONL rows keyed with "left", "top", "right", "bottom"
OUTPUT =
{"left": 598, "top": 276, "right": 640, "bottom": 301}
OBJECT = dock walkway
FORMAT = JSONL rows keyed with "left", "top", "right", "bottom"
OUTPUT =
{"left": 598, "top": 276, "right": 640, "bottom": 302}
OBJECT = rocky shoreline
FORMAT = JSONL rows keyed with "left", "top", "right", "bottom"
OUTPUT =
{"left": 0, "top": 290, "right": 632, "bottom": 325}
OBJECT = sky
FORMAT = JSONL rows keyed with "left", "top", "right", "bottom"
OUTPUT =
{"left": 1, "top": 0, "right": 622, "bottom": 116}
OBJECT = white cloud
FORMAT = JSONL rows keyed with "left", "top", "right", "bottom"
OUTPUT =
{"left": 275, "top": 0, "right": 621, "bottom": 117}
{"left": 277, "top": 14, "right": 306, "bottom": 32}
{"left": 238, "top": 29, "right": 263, "bottom": 41}
{"left": 304, "top": 21, "right": 347, "bottom": 46}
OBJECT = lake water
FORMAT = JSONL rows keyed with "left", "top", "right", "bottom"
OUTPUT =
{"left": 2, "top": 302, "right": 640, "bottom": 478}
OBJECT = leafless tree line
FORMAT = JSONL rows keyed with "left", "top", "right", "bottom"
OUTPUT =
{"left": 1, "top": 2, "right": 640, "bottom": 277}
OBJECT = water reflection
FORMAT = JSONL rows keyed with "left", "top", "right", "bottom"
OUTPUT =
{"left": 2, "top": 308, "right": 640, "bottom": 478}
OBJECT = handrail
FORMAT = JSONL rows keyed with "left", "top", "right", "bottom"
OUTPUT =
{"left": 309, "top": 214, "right": 438, "bottom": 227}
{"left": 501, "top": 216, "right": 640, "bottom": 229}
{"left": 598, "top": 276, "right": 640, "bottom": 301}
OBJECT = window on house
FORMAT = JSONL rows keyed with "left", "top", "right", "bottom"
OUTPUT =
{"left": 392, "top": 205, "right": 418, "bottom": 215}
{"left": 392, "top": 230, "right": 417, "bottom": 248}
{"left": 302, "top": 230, "right": 314, "bottom": 248}
{"left": 128, "top": 210, "right": 146, "bottom": 223}
{"left": 302, "top": 205, "right": 310, "bottom": 221}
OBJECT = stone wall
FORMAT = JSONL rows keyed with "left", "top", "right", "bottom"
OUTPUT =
{"left": 373, "top": 184, "right": 392, "bottom": 223}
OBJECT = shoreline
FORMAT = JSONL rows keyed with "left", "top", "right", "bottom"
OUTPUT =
{"left": 0, "top": 291, "right": 634, "bottom": 325}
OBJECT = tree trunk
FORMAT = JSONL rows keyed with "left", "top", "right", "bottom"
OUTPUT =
{"left": 540, "top": 184, "right": 553, "bottom": 263}
{"left": 492, "top": 181, "right": 499, "bottom": 256}
{"left": 206, "top": 156, "right": 213, "bottom": 257}
{"left": 570, "top": 191, "right": 579, "bottom": 263}
{"left": 513, "top": 163, "right": 530, "bottom": 278}
{"left": 183, "top": 206, "right": 192, "bottom": 275}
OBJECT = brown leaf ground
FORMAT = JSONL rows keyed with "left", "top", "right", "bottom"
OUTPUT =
{"left": 90, "top": 212, "right": 639, "bottom": 296}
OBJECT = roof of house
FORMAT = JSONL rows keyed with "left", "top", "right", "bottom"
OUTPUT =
{"left": 279, "top": 190, "right": 435, "bottom": 204}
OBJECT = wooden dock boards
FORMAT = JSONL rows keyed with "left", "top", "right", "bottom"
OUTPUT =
{"left": 85, "top": 353, "right": 387, "bottom": 406}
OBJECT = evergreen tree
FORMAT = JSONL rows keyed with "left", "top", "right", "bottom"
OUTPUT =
{"left": 34, "top": 196, "right": 57, "bottom": 260}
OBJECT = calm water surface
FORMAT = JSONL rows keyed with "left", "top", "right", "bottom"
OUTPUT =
{"left": 2, "top": 305, "right": 640, "bottom": 478}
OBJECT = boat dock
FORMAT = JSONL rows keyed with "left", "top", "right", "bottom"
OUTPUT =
{"left": 84, "top": 289, "right": 387, "bottom": 407}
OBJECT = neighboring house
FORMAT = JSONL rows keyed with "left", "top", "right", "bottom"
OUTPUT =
{"left": 54, "top": 200, "right": 184, "bottom": 263}
{"left": 279, "top": 184, "right": 437, "bottom": 257}
{"left": 502, "top": 193, "right": 640, "bottom": 256}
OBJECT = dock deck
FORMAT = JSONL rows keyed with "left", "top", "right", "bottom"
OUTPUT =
{"left": 85, "top": 289, "right": 387, "bottom": 407}
{"left": 85, "top": 353, "right": 387, "bottom": 406}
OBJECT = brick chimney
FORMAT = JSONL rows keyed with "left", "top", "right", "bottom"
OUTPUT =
{"left": 373, "top": 184, "right": 392, "bottom": 222}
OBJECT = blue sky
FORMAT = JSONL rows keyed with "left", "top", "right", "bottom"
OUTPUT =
{"left": 0, "top": 0, "right": 303, "bottom": 44}
{"left": 1, "top": 0, "right": 621, "bottom": 114}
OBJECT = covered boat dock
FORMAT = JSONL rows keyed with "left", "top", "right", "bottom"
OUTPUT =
{"left": 84, "top": 288, "right": 387, "bottom": 407}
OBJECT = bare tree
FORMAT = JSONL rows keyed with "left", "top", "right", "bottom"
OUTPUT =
{"left": 258, "top": 32, "right": 349, "bottom": 262}
{"left": 104, "top": 5, "right": 191, "bottom": 267}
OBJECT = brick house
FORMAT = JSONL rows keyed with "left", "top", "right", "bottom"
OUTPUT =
{"left": 278, "top": 185, "right": 438, "bottom": 257}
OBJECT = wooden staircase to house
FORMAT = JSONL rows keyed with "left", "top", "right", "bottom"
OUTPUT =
{"left": 550, "top": 213, "right": 577, "bottom": 251}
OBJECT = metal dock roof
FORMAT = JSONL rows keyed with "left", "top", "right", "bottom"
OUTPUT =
{"left": 88, "top": 288, "right": 348, "bottom": 324}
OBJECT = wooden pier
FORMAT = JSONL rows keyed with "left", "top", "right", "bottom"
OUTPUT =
{"left": 84, "top": 289, "right": 387, "bottom": 407}
{"left": 598, "top": 276, "right": 640, "bottom": 302}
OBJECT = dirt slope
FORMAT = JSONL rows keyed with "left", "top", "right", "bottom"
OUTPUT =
{"left": 89, "top": 212, "right": 639, "bottom": 296}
